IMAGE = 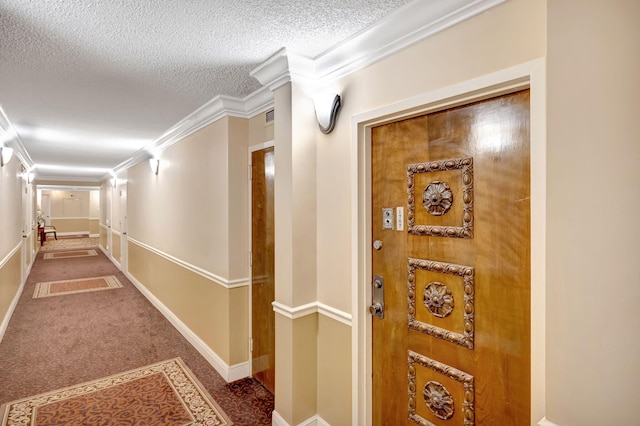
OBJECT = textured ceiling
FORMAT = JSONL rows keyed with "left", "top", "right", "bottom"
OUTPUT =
{"left": 0, "top": 0, "right": 413, "bottom": 180}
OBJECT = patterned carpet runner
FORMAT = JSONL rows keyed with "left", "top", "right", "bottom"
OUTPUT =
{"left": 43, "top": 250, "right": 98, "bottom": 259}
{"left": 0, "top": 358, "right": 232, "bottom": 425}
{"left": 41, "top": 237, "right": 100, "bottom": 250}
{"left": 33, "top": 275, "right": 124, "bottom": 299}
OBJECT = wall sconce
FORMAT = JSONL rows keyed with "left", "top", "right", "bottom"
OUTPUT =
{"left": 314, "top": 93, "right": 341, "bottom": 134}
{"left": 0, "top": 146, "right": 13, "bottom": 167}
{"left": 149, "top": 158, "right": 159, "bottom": 175}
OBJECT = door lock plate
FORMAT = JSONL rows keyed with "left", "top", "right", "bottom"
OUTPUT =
{"left": 370, "top": 275, "right": 385, "bottom": 318}
{"left": 382, "top": 208, "right": 394, "bottom": 230}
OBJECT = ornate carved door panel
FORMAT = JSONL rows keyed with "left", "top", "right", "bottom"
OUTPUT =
{"left": 251, "top": 146, "right": 275, "bottom": 393}
{"left": 371, "top": 91, "right": 531, "bottom": 425}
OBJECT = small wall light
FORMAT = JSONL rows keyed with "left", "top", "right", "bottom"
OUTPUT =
{"left": 0, "top": 146, "right": 13, "bottom": 167}
{"left": 149, "top": 158, "right": 159, "bottom": 175}
{"left": 313, "top": 92, "right": 341, "bottom": 134}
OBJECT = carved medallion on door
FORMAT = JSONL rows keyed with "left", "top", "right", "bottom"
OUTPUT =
{"left": 408, "top": 350, "right": 475, "bottom": 426}
{"left": 408, "top": 258, "right": 475, "bottom": 349}
{"left": 407, "top": 157, "right": 474, "bottom": 238}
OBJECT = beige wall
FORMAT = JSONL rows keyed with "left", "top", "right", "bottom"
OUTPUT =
{"left": 129, "top": 117, "right": 234, "bottom": 278}
{"left": 43, "top": 189, "right": 98, "bottom": 234}
{"left": 89, "top": 219, "right": 100, "bottom": 235}
{"left": 47, "top": 190, "right": 90, "bottom": 218}
{"left": 0, "top": 156, "right": 24, "bottom": 325}
{"left": 125, "top": 116, "right": 251, "bottom": 369}
{"left": 0, "top": 155, "right": 31, "bottom": 330}
{"left": 50, "top": 218, "right": 90, "bottom": 233}
{"left": 317, "top": 316, "right": 351, "bottom": 425}
{"left": 249, "top": 109, "right": 274, "bottom": 147}
{"left": 128, "top": 241, "right": 247, "bottom": 364}
{"left": 0, "top": 250, "right": 21, "bottom": 324}
{"left": 112, "top": 233, "right": 121, "bottom": 263}
{"left": 546, "top": 1, "right": 640, "bottom": 424}
{"left": 0, "top": 158, "right": 23, "bottom": 259}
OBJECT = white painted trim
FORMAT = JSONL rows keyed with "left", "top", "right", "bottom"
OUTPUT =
{"left": 110, "top": 88, "right": 274, "bottom": 178}
{"left": 0, "top": 241, "right": 21, "bottom": 269}
{"left": 317, "top": 302, "right": 352, "bottom": 326}
{"left": 124, "top": 270, "right": 249, "bottom": 383}
{"left": 272, "top": 301, "right": 317, "bottom": 319}
{"left": 351, "top": 58, "right": 547, "bottom": 426}
{"left": 111, "top": 229, "right": 122, "bottom": 237}
{"left": 50, "top": 216, "right": 92, "bottom": 220}
{"left": 111, "top": 257, "right": 121, "bottom": 270}
{"left": 56, "top": 231, "right": 91, "bottom": 237}
{"left": 250, "top": 0, "right": 506, "bottom": 90}
{"left": 271, "top": 411, "right": 329, "bottom": 426}
{"left": 272, "top": 411, "right": 288, "bottom": 426}
{"left": 0, "top": 105, "right": 34, "bottom": 170}
{"left": 128, "top": 238, "right": 248, "bottom": 289}
{"left": 272, "top": 301, "right": 352, "bottom": 326}
{"left": 538, "top": 418, "right": 559, "bottom": 426}
{"left": 89, "top": 233, "right": 99, "bottom": 238}
{"left": 37, "top": 185, "right": 101, "bottom": 191}
{"left": 315, "top": 0, "right": 506, "bottom": 85}
{"left": 99, "top": 223, "right": 108, "bottom": 229}
{"left": 0, "top": 242, "right": 26, "bottom": 343}
{"left": 249, "top": 139, "right": 275, "bottom": 153}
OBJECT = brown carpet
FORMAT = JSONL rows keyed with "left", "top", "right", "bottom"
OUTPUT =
{"left": 0, "top": 244, "right": 273, "bottom": 425}
{"left": 0, "top": 358, "right": 232, "bottom": 425}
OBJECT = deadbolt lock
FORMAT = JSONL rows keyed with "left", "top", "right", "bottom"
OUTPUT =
{"left": 370, "top": 275, "right": 385, "bottom": 319}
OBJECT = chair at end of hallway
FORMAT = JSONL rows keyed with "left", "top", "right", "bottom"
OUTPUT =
{"left": 44, "top": 225, "right": 57, "bottom": 241}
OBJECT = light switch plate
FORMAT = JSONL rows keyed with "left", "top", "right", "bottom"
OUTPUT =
{"left": 396, "top": 207, "right": 404, "bottom": 231}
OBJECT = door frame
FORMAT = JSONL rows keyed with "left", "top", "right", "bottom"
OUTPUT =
{"left": 247, "top": 140, "right": 275, "bottom": 383}
{"left": 351, "top": 58, "right": 547, "bottom": 426}
{"left": 119, "top": 179, "right": 128, "bottom": 273}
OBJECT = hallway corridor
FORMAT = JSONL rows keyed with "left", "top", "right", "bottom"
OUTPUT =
{"left": 0, "top": 240, "right": 273, "bottom": 424}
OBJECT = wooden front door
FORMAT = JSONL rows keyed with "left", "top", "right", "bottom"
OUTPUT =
{"left": 251, "top": 146, "right": 275, "bottom": 393}
{"left": 371, "top": 91, "right": 531, "bottom": 425}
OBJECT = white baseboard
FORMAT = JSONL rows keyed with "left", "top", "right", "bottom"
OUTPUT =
{"left": 89, "top": 233, "right": 99, "bottom": 237}
{"left": 124, "top": 270, "right": 250, "bottom": 383}
{"left": 0, "top": 243, "right": 30, "bottom": 343}
{"left": 272, "top": 411, "right": 329, "bottom": 426}
{"left": 538, "top": 418, "right": 559, "bottom": 426}
{"left": 272, "top": 411, "right": 288, "bottom": 426}
{"left": 0, "top": 272, "right": 25, "bottom": 344}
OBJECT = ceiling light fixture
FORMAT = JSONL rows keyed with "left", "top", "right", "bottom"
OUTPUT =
{"left": 0, "top": 146, "right": 14, "bottom": 167}
{"left": 313, "top": 92, "right": 342, "bottom": 134}
{"left": 149, "top": 158, "right": 159, "bottom": 175}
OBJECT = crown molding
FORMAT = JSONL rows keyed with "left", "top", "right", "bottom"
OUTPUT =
{"left": 0, "top": 105, "right": 34, "bottom": 170}
{"left": 250, "top": 0, "right": 506, "bottom": 90}
{"left": 109, "top": 86, "right": 274, "bottom": 178}
{"left": 111, "top": 0, "right": 505, "bottom": 180}
{"left": 250, "top": 48, "right": 316, "bottom": 90}
{"left": 314, "top": 0, "right": 506, "bottom": 84}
